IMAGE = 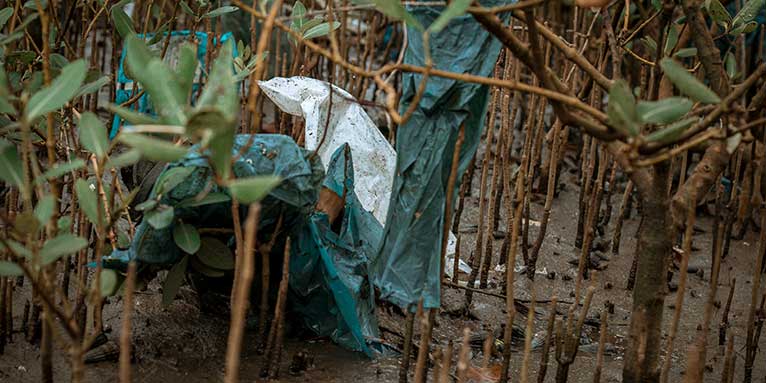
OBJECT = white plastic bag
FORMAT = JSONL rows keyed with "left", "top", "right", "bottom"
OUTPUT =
{"left": 259, "top": 77, "right": 462, "bottom": 266}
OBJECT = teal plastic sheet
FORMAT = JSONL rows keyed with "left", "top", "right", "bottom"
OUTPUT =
{"left": 110, "top": 31, "right": 237, "bottom": 138}
{"left": 371, "top": 2, "right": 510, "bottom": 309}
{"left": 107, "top": 135, "right": 380, "bottom": 355}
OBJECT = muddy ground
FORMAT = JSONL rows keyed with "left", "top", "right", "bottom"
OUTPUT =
{"left": 2, "top": 142, "right": 766, "bottom": 383}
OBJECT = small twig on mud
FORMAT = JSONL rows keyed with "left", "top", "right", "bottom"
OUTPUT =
{"left": 719, "top": 278, "right": 736, "bottom": 346}
{"left": 266, "top": 238, "right": 291, "bottom": 379}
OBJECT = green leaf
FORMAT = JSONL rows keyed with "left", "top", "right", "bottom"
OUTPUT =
{"left": 0, "top": 97, "right": 15, "bottom": 114}
{"left": 173, "top": 223, "right": 200, "bottom": 254}
{"left": 207, "top": 128, "right": 235, "bottom": 180}
{"left": 704, "top": 0, "right": 732, "bottom": 28}
{"left": 110, "top": 6, "right": 135, "bottom": 39}
{"left": 179, "top": 1, "right": 197, "bottom": 17}
{"left": 134, "top": 199, "right": 157, "bottom": 212}
{"left": 6, "top": 50, "right": 36, "bottom": 67}
{"left": 0, "top": 139, "right": 26, "bottom": 193}
{"left": 156, "top": 167, "right": 195, "bottom": 195}
{"left": 0, "top": 239, "right": 31, "bottom": 258}
{"left": 0, "top": 261, "right": 23, "bottom": 276}
{"left": 162, "top": 255, "right": 188, "bottom": 306}
{"left": 50, "top": 54, "right": 69, "bottom": 69}
{"left": 57, "top": 216, "right": 72, "bottom": 231}
{"left": 196, "top": 41, "right": 236, "bottom": 180}
{"left": 197, "top": 40, "right": 237, "bottom": 119}
{"left": 731, "top": 0, "right": 765, "bottom": 31}
{"left": 78, "top": 112, "right": 109, "bottom": 159}
{"left": 729, "top": 20, "right": 758, "bottom": 35}
{"left": 176, "top": 192, "right": 231, "bottom": 208}
{"left": 664, "top": 25, "right": 679, "bottom": 56}
{"left": 642, "top": 36, "right": 657, "bottom": 52}
{"left": 75, "top": 76, "right": 111, "bottom": 98}
{"left": 660, "top": 58, "right": 721, "bottom": 104}
{"left": 25, "top": 59, "right": 87, "bottom": 121}
{"left": 203, "top": 5, "right": 239, "bottom": 18}
{"left": 125, "top": 36, "right": 186, "bottom": 124}
{"left": 0, "top": 8, "right": 13, "bottom": 31}
{"left": 637, "top": 97, "right": 693, "bottom": 124}
{"left": 15, "top": 211, "right": 39, "bottom": 234}
{"left": 186, "top": 107, "right": 227, "bottom": 140}
{"left": 118, "top": 133, "right": 188, "bottom": 162}
{"left": 147, "top": 21, "right": 170, "bottom": 45}
{"left": 606, "top": 79, "right": 641, "bottom": 137}
{"left": 302, "top": 21, "right": 341, "bottom": 40}
{"left": 23, "top": 0, "right": 47, "bottom": 10}
{"left": 196, "top": 237, "right": 234, "bottom": 270}
{"left": 227, "top": 175, "right": 282, "bottom": 204}
{"left": 299, "top": 17, "right": 324, "bottom": 34}
{"left": 35, "top": 159, "right": 85, "bottom": 184}
{"left": 429, "top": 0, "right": 471, "bottom": 33}
{"left": 34, "top": 194, "right": 56, "bottom": 225}
{"left": 75, "top": 178, "right": 101, "bottom": 225}
{"left": 190, "top": 256, "right": 225, "bottom": 277}
{"left": 358, "top": 0, "right": 423, "bottom": 31}
{"left": 40, "top": 234, "right": 87, "bottom": 265}
{"left": 175, "top": 43, "right": 198, "bottom": 100}
{"left": 146, "top": 205, "right": 174, "bottom": 229}
{"left": 105, "top": 149, "right": 141, "bottom": 169}
{"left": 106, "top": 103, "right": 160, "bottom": 126}
{"left": 644, "top": 117, "right": 698, "bottom": 145}
{"left": 725, "top": 51, "right": 738, "bottom": 80}
{"left": 673, "top": 48, "right": 697, "bottom": 58}
{"left": 291, "top": 1, "right": 307, "bottom": 32}
{"left": 99, "top": 269, "right": 119, "bottom": 296}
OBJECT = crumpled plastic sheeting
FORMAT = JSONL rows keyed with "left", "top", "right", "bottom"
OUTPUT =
{"left": 107, "top": 135, "right": 380, "bottom": 355}
{"left": 291, "top": 144, "right": 382, "bottom": 356}
{"left": 258, "top": 76, "right": 396, "bottom": 226}
{"left": 372, "top": 2, "right": 510, "bottom": 309}
{"left": 109, "top": 134, "right": 320, "bottom": 265}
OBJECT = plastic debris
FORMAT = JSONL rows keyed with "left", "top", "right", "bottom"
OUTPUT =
{"left": 258, "top": 75, "right": 460, "bottom": 286}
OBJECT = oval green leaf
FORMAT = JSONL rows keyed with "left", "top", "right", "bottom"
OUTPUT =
{"left": 606, "top": 79, "right": 641, "bottom": 137}
{"left": 99, "top": 269, "right": 120, "bottom": 296}
{"left": 190, "top": 255, "right": 225, "bottom": 277}
{"left": 660, "top": 58, "right": 721, "bottom": 104}
{"left": 227, "top": 175, "right": 282, "bottom": 204}
{"left": 40, "top": 234, "right": 87, "bottom": 265}
{"left": 637, "top": 97, "right": 693, "bottom": 124}
{"left": 0, "top": 139, "right": 26, "bottom": 193}
{"left": 78, "top": 112, "right": 109, "bottom": 159}
{"left": 196, "top": 237, "right": 234, "bottom": 270}
{"left": 25, "top": 59, "right": 87, "bottom": 121}
{"left": 0, "top": 260, "right": 22, "bottom": 276}
{"left": 644, "top": 117, "right": 698, "bottom": 146}
{"left": 162, "top": 255, "right": 188, "bottom": 306}
{"left": 118, "top": 133, "right": 188, "bottom": 162}
{"left": 146, "top": 204, "right": 174, "bottom": 229}
{"left": 34, "top": 194, "right": 56, "bottom": 225}
{"left": 173, "top": 223, "right": 201, "bottom": 254}
{"left": 75, "top": 178, "right": 101, "bottom": 226}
